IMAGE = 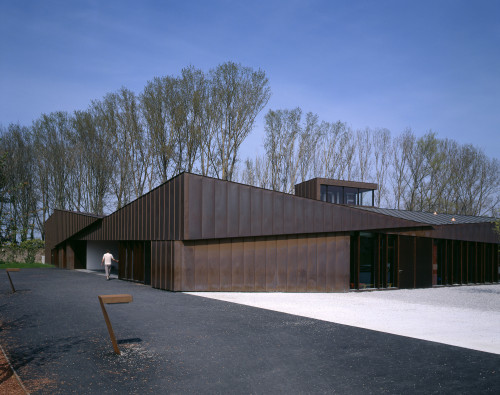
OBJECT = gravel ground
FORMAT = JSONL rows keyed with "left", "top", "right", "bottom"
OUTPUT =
{"left": 1, "top": 268, "right": 499, "bottom": 394}
{"left": 187, "top": 284, "right": 500, "bottom": 355}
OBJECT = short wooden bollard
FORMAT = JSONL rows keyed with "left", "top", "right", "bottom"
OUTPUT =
{"left": 98, "top": 294, "right": 133, "bottom": 355}
{"left": 6, "top": 268, "right": 20, "bottom": 293}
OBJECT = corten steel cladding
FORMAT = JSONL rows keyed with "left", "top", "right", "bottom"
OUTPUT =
{"left": 72, "top": 174, "right": 184, "bottom": 244}
{"left": 175, "top": 234, "right": 350, "bottom": 292}
{"left": 184, "top": 174, "right": 423, "bottom": 241}
{"left": 44, "top": 210, "right": 102, "bottom": 264}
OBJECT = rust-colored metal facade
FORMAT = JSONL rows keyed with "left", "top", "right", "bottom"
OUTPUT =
{"left": 176, "top": 234, "right": 350, "bottom": 292}
{"left": 76, "top": 173, "right": 185, "bottom": 242}
{"left": 45, "top": 172, "right": 499, "bottom": 292}
{"left": 149, "top": 234, "right": 350, "bottom": 292}
{"left": 184, "top": 174, "right": 419, "bottom": 239}
{"left": 45, "top": 210, "right": 103, "bottom": 268}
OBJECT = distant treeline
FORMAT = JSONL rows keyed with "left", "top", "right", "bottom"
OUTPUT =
{"left": 1, "top": 62, "right": 498, "bottom": 242}
{"left": 244, "top": 108, "right": 499, "bottom": 216}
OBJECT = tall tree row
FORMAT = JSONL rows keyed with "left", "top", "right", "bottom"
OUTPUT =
{"left": 1, "top": 64, "right": 499, "bottom": 243}
{"left": 0, "top": 62, "right": 270, "bottom": 241}
{"left": 0, "top": 125, "right": 38, "bottom": 242}
{"left": 242, "top": 108, "right": 499, "bottom": 217}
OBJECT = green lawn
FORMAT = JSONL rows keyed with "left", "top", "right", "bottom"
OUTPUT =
{"left": 0, "top": 262, "right": 55, "bottom": 269}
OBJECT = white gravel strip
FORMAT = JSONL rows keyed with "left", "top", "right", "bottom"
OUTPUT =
{"left": 186, "top": 284, "right": 500, "bottom": 355}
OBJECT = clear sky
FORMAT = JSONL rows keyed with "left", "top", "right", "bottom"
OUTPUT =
{"left": 1, "top": 0, "right": 499, "bottom": 161}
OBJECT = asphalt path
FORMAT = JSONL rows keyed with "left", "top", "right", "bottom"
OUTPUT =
{"left": 187, "top": 285, "right": 500, "bottom": 355}
{"left": 1, "top": 268, "right": 499, "bottom": 394}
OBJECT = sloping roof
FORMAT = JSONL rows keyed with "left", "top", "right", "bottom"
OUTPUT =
{"left": 356, "top": 206, "right": 495, "bottom": 226}
{"left": 45, "top": 209, "right": 105, "bottom": 252}
{"left": 52, "top": 209, "right": 105, "bottom": 219}
{"left": 45, "top": 173, "right": 498, "bottom": 246}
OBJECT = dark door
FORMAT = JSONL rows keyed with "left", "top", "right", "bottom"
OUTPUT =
{"left": 144, "top": 242, "right": 151, "bottom": 285}
{"left": 52, "top": 249, "right": 58, "bottom": 267}
{"left": 71, "top": 241, "right": 87, "bottom": 269}
{"left": 416, "top": 238, "right": 432, "bottom": 288}
{"left": 132, "top": 242, "right": 144, "bottom": 282}
{"left": 118, "top": 241, "right": 149, "bottom": 284}
{"left": 118, "top": 242, "right": 126, "bottom": 279}
{"left": 398, "top": 236, "right": 415, "bottom": 289}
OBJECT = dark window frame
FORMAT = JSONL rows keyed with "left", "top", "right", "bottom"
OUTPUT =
{"left": 320, "top": 184, "right": 374, "bottom": 206}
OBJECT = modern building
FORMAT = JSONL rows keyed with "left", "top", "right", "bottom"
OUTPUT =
{"left": 45, "top": 172, "right": 499, "bottom": 291}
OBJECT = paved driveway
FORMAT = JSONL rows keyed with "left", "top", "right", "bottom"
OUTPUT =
{"left": 188, "top": 284, "right": 500, "bottom": 354}
{"left": 1, "top": 268, "right": 499, "bottom": 394}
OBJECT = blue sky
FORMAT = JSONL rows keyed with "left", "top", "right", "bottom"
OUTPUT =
{"left": 1, "top": 0, "right": 499, "bottom": 160}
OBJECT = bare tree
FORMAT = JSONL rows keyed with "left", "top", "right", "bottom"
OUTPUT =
{"left": 0, "top": 125, "right": 37, "bottom": 241}
{"left": 337, "top": 127, "right": 357, "bottom": 181}
{"left": 115, "top": 87, "right": 151, "bottom": 199}
{"left": 390, "top": 128, "right": 414, "bottom": 209}
{"left": 356, "top": 128, "right": 372, "bottom": 182}
{"left": 296, "top": 112, "right": 323, "bottom": 184}
{"left": 450, "top": 144, "right": 499, "bottom": 215}
{"left": 207, "top": 62, "right": 271, "bottom": 180}
{"left": 32, "top": 112, "right": 75, "bottom": 218}
{"left": 171, "top": 66, "right": 206, "bottom": 174}
{"left": 264, "top": 108, "right": 301, "bottom": 192}
{"left": 372, "top": 128, "right": 391, "bottom": 207}
{"left": 317, "top": 120, "right": 347, "bottom": 179}
{"left": 90, "top": 95, "right": 132, "bottom": 211}
{"left": 0, "top": 132, "right": 8, "bottom": 240}
{"left": 141, "top": 76, "right": 176, "bottom": 184}
{"left": 72, "top": 109, "right": 115, "bottom": 214}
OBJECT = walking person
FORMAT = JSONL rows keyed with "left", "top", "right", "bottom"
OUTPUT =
{"left": 101, "top": 250, "right": 118, "bottom": 280}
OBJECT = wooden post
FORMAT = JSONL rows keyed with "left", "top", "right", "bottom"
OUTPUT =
{"left": 6, "top": 268, "right": 20, "bottom": 293}
{"left": 98, "top": 294, "right": 133, "bottom": 355}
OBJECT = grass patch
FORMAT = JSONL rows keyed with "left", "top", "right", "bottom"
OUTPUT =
{"left": 0, "top": 262, "right": 55, "bottom": 269}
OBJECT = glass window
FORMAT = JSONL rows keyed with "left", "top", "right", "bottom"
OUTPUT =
{"left": 387, "top": 235, "right": 396, "bottom": 287}
{"left": 326, "top": 186, "right": 334, "bottom": 203}
{"left": 321, "top": 184, "right": 375, "bottom": 206}
{"left": 320, "top": 184, "right": 327, "bottom": 202}
{"left": 359, "top": 232, "right": 376, "bottom": 288}
{"left": 344, "top": 187, "right": 358, "bottom": 205}
{"left": 453, "top": 241, "right": 461, "bottom": 284}
{"left": 329, "top": 186, "right": 343, "bottom": 204}
{"left": 320, "top": 185, "right": 344, "bottom": 204}
{"left": 435, "top": 239, "right": 445, "bottom": 285}
{"left": 467, "top": 242, "right": 475, "bottom": 284}
{"left": 360, "top": 189, "right": 374, "bottom": 206}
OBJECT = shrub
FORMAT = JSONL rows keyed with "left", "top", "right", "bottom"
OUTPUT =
{"left": 19, "top": 239, "right": 45, "bottom": 264}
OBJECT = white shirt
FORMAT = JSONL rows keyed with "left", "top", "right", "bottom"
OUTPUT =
{"left": 102, "top": 252, "right": 114, "bottom": 265}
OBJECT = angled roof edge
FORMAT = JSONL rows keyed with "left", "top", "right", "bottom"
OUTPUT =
{"left": 183, "top": 173, "right": 430, "bottom": 236}
{"left": 106, "top": 171, "right": 187, "bottom": 218}
{"left": 347, "top": 205, "right": 428, "bottom": 229}
{"left": 54, "top": 172, "right": 495, "bottom": 243}
{"left": 356, "top": 206, "right": 495, "bottom": 226}
{"left": 299, "top": 177, "right": 378, "bottom": 190}
{"left": 45, "top": 209, "right": 106, "bottom": 249}
{"left": 49, "top": 208, "right": 105, "bottom": 220}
